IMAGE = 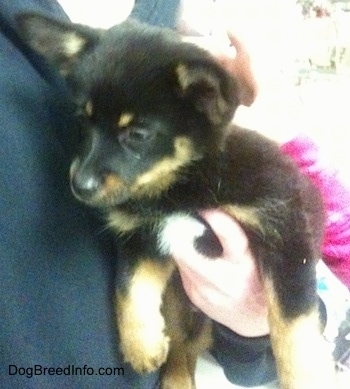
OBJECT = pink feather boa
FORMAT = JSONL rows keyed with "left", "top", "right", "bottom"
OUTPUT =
{"left": 281, "top": 135, "right": 350, "bottom": 288}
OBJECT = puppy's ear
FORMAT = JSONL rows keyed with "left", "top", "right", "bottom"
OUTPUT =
{"left": 175, "top": 61, "right": 239, "bottom": 126}
{"left": 16, "top": 13, "right": 98, "bottom": 75}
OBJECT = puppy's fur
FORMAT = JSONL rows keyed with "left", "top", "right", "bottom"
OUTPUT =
{"left": 18, "top": 14, "right": 336, "bottom": 389}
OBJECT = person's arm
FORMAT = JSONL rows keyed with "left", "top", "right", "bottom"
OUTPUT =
{"left": 172, "top": 209, "right": 332, "bottom": 387}
{"left": 171, "top": 210, "right": 277, "bottom": 386}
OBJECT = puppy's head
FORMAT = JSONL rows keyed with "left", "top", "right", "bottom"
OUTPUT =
{"left": 17, "top": 14, "right": 240, "bottom": 208}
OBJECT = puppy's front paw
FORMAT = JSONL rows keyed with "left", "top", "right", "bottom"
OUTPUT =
{"left": 121, "top": 326, "right": 170, "bottom": 373}
{"left": 116, "top": 259, "right": 175, "bottom": 373}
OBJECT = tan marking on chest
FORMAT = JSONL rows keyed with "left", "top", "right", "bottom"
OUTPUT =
{"left": 107, "top": 209, "right": 142, "bottom": 233}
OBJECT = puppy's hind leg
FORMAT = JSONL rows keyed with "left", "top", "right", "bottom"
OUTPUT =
{"left": 264, "top": 275, "right": 336, "bottom": 389}
{"left": 160, "top": 276, "right": 213, "bottom": 389}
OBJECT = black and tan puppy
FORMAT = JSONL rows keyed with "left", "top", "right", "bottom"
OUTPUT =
{"left": 17, "top": 14, "right": 336, "bottom": 389}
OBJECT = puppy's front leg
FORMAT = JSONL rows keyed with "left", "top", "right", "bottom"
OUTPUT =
{"left": 116, "top": 259, "right": 175, "bottom": 373}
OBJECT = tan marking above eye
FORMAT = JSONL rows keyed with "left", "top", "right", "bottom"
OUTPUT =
{"left": 118, "top": 113, "right": 134, "bottom": 128}
{"left": 85, "top": 100, "right": 93, "bottom": 117}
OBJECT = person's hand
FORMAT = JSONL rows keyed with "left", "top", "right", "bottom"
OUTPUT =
{"left": 171, "top": 209, "right": 269, "bottom": 338}
{"left": 182, "top": 32, "right": 258, "bottom": 107}
{"left": 216, "top": 32, "right": 258, "bottom": 107}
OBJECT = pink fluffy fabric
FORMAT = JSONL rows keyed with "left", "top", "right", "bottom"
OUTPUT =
{"left": 281, "top": 135, "right": 350, "bottom": 288}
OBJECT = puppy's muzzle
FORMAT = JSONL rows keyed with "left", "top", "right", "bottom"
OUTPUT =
{"left": 70, "top": 160, "right": 129, "bottom": 206}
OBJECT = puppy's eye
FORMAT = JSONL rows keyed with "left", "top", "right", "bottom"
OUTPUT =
{"left": 119, "top": 127, "right": 154, "bottom": 158}
{"left": 119, "top": 127, "right": 153, "bottom": 145}
{"left": 128, "top": 128, "right": 152, "bottom": 142}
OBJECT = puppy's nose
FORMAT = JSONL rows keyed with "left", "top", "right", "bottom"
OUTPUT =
{"left": 71, "top": 173, "right": 101, "bottom": 201}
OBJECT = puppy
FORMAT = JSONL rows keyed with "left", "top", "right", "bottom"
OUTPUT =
{"left": 17, "top": 14, "right": 336, "bottom": 389}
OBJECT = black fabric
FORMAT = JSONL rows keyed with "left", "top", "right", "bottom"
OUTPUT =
{"left": 211, "top": 323, "right": 277, "bottom": 387}
{"left": 0, "top": 1, "right": 180, "bottom": 388}
{"left": 130, "top": 0, "right": 180, "bottom": 28}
